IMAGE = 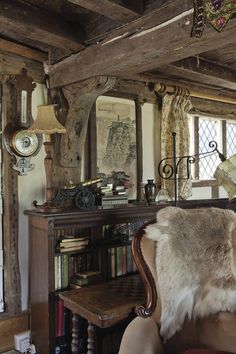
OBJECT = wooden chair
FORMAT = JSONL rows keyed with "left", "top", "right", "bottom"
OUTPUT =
{"left": 118, "top": 214, "right": 236, "bottom": 354}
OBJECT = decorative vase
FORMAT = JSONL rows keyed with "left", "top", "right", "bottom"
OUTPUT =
{"left": 144, "top": 179, "right": 157, "bottom": 205}
{"left": 156, "top": 187, "right": 170, "bottom": 203}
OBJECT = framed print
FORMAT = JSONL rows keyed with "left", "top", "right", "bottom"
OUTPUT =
{"left": 95, "top": 95, "right": 140, "bottom": 200}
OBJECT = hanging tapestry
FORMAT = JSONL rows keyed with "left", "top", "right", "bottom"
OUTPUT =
{"left": 192, "top": 0, "right": 236, "bottom": 38}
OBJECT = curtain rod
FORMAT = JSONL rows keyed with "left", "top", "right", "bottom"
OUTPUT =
{"left": 153, "top": 83, "right": 236, "bottom": 106}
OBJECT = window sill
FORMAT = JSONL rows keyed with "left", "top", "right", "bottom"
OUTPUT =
{"left": 192, "top": 179, "right": 218, "bottom": 187}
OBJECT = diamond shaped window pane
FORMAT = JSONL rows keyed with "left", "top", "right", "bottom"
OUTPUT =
{"left": 199, "top": 119, "right": 218, "bottom": 180}
{"left": 226, "top": 122, "right": 236, "bottom": 158}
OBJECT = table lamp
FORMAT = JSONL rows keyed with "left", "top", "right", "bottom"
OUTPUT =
{"left": 29, "top": 104, "right": 66, "bottom": 212}
{"left": 214, "top": 154, "right": 236, "bottom": 200}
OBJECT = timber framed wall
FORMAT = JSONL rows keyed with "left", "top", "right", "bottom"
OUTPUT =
{"left": 0, "top": 48, "right": 44, "bottom": 352}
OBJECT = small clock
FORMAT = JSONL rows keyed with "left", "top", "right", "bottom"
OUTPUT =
{"left": 11, "top": 129, "right": 40, "bottom": 157}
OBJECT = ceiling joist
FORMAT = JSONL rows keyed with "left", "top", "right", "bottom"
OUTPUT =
{"left": 0, "top": 38, "right": 47, "bottom": 63}
{"left": 49, "top": 0, "right": 236, "bottom": 88}
{"left": 0, "top": 0, "right": 84, "bottom": 53}
{"left": 159, "top": 57, "right": 236, "bottom": 90}
{"left": 67, "top": 0, "right": 143, "bottom": 23}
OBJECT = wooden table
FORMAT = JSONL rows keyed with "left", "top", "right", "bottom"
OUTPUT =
{"left": 59, "top": 274, "right": 145, "bottom": 354}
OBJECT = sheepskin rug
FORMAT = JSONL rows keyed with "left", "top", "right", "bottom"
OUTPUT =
{"left": 145, "top": 207, "right": 236, "bottom": 342}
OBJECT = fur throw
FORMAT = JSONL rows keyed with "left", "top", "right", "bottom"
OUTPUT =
{"left": 145, "top": 207, "right": 236, "bottom": 342}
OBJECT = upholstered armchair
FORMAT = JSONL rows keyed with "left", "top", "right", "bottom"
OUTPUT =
{"left": 119, "top": 207, "right": 236, "bottom": 354}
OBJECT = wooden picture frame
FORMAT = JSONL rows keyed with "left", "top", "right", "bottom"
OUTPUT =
{"left": 86, "top": 93, "right": 143, "bottom": 201}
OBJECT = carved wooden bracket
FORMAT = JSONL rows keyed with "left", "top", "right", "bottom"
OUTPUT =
{"left": 52, "top": 76, "right": 117, "bottom": 187}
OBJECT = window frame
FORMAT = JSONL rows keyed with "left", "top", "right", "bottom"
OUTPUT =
{"left": 190, "top": 114, "right": 236, "bottom": 186}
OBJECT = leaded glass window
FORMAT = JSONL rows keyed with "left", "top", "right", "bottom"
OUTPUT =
{"left": 199, "top": 118, "right": 218, "bottom": 180}
{"left": 226, "top": 121, "right": 236, "bottom": 158}
{"left": 191, "top": 115, "right": 236, "bottom": 181}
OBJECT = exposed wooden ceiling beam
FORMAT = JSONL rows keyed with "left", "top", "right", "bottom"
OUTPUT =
{"left": 83, "top": 0, "right": 168, "bottom": 46}
{"left": 0, "top": 0, "right": 84, "bottom": 52}
{"left": 0, "top": 50, "right": 44, "bottom": 83}
{"left": 67, "top": 0, "right": 143, "bottom": 23}
{"left": 127, "top": 71, "right": 236, "bottom": 97}
{"left": 49, "top": 0, "right": 236, "bottom": 88}
{"left": 0, "top": 38, "right": 47, "bottom": 62}
{"left": 87, "top": 0, "right": 192, "bottom": 46}
{"left": 157, "top": 57, "right": 236, "bottom": 90}
{"left": 144, "top": 0, "right": 172, "bottom": 13}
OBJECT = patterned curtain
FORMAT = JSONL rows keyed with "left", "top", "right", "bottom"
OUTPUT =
{"left": 160, "top": 93, "right": 193, "bottom": 200}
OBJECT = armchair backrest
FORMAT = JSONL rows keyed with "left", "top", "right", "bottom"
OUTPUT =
{"left": 132, "top": 206, "right": 236, "bottom": 353}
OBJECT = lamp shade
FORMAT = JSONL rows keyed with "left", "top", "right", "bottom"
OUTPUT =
{"left": 29, "top": 104, "right": 66, "bottom": 134}
{"left": 214, "top": 154, "right": 236, "bottom": 199}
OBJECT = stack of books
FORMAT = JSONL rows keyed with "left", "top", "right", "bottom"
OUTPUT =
{"left": 57, "top": 236, "right": 89, "bottom": 253}
{"left": 98, "top": 185, "right": 128, "bottom": 206}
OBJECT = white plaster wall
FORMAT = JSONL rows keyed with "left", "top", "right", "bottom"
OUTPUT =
{"left": 18, "top": 83, "right": 46, "bottom": 310}
{"left": 142, "top": 103, "right": 155, "bottom": 182}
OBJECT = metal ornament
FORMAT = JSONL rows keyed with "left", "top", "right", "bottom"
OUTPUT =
{"left": 74, "top": 187, "right": 95, "bottom": 209}
{"left": 11, "top": 156, "right": 35, "bottom": 175}
{"left": 53, "top": 178, "right": 101, "bottom": 210}
{"left": 158, "top": 132, "right": 225, "bottom": 205}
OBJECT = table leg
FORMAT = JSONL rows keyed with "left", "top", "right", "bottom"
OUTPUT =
{"left": 71, "top": 313, "right": 80, "bottom": 354}
{"left": 87, "top": 321, "right": 95, "bottom": 354}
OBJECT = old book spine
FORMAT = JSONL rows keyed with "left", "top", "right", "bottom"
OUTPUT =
{"left": 116, "top": 246, "right": 123, "bottom": 277}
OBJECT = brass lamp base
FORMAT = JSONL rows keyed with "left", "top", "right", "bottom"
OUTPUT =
{"left": 33, "top": 200, "right": 63, "bottom": 213}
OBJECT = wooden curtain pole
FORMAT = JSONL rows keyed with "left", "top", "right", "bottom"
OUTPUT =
{"left": 153, "top": 82, "right": 236, "bottom": 105}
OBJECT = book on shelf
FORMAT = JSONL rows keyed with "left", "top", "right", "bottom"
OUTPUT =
{"left": 60, "top": 239, "right": 89, "bottom": 248}
{"left": 54, "top": 254, "right": 69, "bottom": 290}
{"left": 61, "top": 255, "right": 69, "bottom": 289}
{"left": 61, "top": 236, "right": 89, "bottom": 243}
{"left": 69, "top": 253, "right": 89, "bottom": 277}
{"left": 70, "top": 283, "right": 82, "bottom": 290}
{"left": 122, "top": 245, "right": 127, "bottom": 275}
{"left": 59, "top": 245, "right": 88, "bottom": 253}
{"left": 111, "top": 247, "right": 116, "bottom": 278}
{"left": 116, "top": 246, "right": 123, "bottom": 277}
{"left": 55, "top": 298, "right": 71, "bottom": 340}
{"left": 55, "top": 255, "right": 62, "bottom": 290}
{"left": 57, "top": 237, "right": 90, "bottom": 253}
{"left": 75, "top": 270, "right": 102, "bottom": 279}
{"left": 70, "top": 271, "right": 103, "bottom": 286}
{"left": 57, "top": 298, "right": 64, "bottom": 337}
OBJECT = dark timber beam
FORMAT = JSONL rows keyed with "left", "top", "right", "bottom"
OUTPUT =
{"left": 83, "top": 0, "right": 166, "bottom": 46}
{"left": 159, "top": 57, "right": 236, "bottom": 90}
{"left": 0, "top": 0, "right": 84, "bottom": 52}
{"left": 0, "top": 38, "right": 47, "bottom": 62}
{"left": 67, "top": 0, "right": 143, "bottom": 22}
{"left": 49, "top": 0, "right": 236, "bottom": 88}
{"left": 127, "top": 71, "right": 236, "bottom": 103}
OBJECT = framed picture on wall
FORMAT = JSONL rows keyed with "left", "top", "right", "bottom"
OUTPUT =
{"left": 94, "top": 95, "right": 142, "bottom": 200}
